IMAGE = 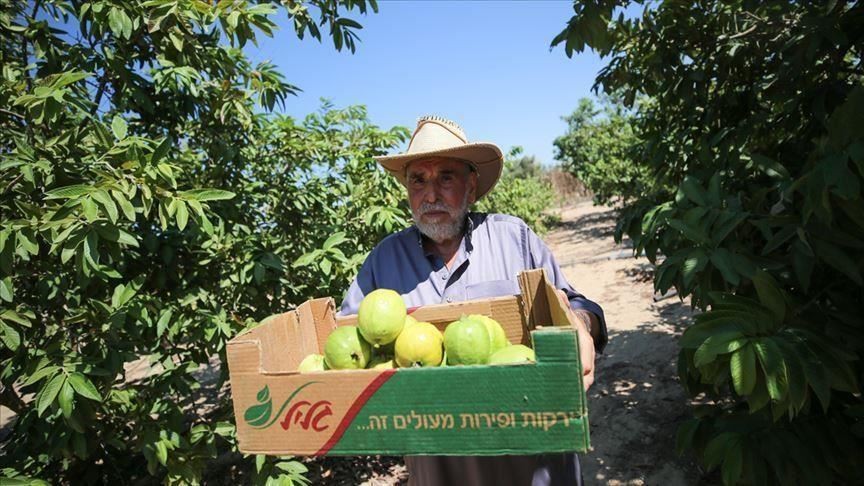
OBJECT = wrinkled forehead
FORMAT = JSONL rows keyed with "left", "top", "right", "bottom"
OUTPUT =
{"left": 405, "top": 157, "right": 475, "bottom": 177}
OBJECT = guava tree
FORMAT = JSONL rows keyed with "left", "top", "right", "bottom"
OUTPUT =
{"left": 553, "top": 1, "right": 863, "bottom": 484}
{"left": 0, "top": 0, "right": 416, "bottom": 483}
{"left": 553, "top": 96, "right": 648, "bottom": 205}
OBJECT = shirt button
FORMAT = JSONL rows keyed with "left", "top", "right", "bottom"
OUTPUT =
{"left": 441, "top": 274, "right": 447, "bottom": 280}
{"left": 446, "top": 297, "right": 453, "bottom": 303}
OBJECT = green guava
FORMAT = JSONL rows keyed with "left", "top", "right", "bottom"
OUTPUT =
{"left": 443, "top": 317, "right": 491, "bottom": 365}
{"left": 404, "top": 314, "right": 419, "bottom": 328}
{"left": 297, "top": 353, "right": 327, "bottom": 373}
{"left": 358, "top": 289, "right": 407, "bottom": 347}
{"left": 466, "top": 314, "right": 508, "bottom": 354}
{"left": 489, "top": 344, "right": 536, "bottom": 365}
{"left": 395, "top": 322, "right": 444, "bottom": 367}
{"left": 324, "top": 326, "right": 372, "bottom": 370}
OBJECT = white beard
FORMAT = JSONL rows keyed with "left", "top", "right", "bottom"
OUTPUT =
{"left": 413, "top": 192, "right": 470, "bottom": 243}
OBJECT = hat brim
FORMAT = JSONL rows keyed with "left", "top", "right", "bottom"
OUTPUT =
{"left": 374, "top": 142, "right": 503, "bottom": 201}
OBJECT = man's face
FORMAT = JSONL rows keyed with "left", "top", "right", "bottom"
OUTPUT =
{"left": 406, "top": 157, "right": 478, "bottom": 243}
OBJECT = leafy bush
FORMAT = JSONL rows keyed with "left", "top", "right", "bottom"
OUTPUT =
{"left": 554, "top": 96, "right": 649, "bottom": 205}
{"left": 475, "top": 147, "right": 557, "bottom": 234}
{"left": 554, "top": 1, "right": 864, "bottom": 484}
{"left": 0, "top": 1, "right": 411, "bottom": 483}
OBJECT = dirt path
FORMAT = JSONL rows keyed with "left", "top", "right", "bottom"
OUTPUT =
{"left": 546, "top": 202, "right": 704, "bottom": 485}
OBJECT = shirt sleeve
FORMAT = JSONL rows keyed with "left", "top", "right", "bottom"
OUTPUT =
{"left": 525, "top": 225, "right": 608, "bottom": 353}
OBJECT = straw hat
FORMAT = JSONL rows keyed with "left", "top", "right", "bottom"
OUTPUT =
{"left": 374, "top": 116, "right": 503, "bottom": 200}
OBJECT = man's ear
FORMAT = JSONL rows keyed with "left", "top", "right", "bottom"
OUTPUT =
{"left": 467, "top": 170, "right": 479, "bottom": 204}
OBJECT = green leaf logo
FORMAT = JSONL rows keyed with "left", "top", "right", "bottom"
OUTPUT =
{"left": 245, "top": 386, "right": 273, "bottom": 427}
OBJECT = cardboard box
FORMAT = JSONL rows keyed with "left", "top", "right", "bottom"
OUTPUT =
{"left": 227, "top": 269, "right": 590, "bottom": 456}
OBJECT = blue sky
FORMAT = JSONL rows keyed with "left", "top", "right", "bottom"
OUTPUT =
{"left": 245, "top": 1, "right": 607, "bottom": 166}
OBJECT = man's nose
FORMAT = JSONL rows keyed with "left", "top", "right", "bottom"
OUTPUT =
{"left": 423, "top": 182, "right": 441, "bottom": 203}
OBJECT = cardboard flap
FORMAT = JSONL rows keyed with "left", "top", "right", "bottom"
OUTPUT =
{"left": 518, "top": 269, "right": 550, "bottom": 328}
{"left": 517, "top": 269, "right": 579, "bottom": 329}
{"left": 296, "top": 297, "right": 338, "bottom": 354}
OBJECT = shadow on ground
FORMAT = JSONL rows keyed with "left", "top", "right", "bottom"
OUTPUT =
{"left": 583, "top": 301, "right": 716, "bottom": 486}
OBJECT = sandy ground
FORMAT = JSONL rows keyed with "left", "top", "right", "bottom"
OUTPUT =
{"left": 545, "top": 202, "right": 705, "bottom": 486}
{"left": 1, "top": 201, "right": 708, "bottom": 485}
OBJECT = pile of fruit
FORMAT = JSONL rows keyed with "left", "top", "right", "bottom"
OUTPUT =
{"left": 298, "top": 289, "right": 535, "bottom": 372}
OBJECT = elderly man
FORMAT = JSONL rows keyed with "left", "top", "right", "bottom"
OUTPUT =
{"left": 340, "top": 116, "right": 607, "bottom": 486}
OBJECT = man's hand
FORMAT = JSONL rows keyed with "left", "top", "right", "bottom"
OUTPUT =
{"left": 557, "top": 290, "right": 596, "bottom": 391}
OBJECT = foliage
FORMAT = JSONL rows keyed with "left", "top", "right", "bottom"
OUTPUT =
{"left": 0, "top": 0, "right": 412, "bottom": 483}
{"left": 475, "top": 147, "right": 557, "bottom": 234}
{"left": 554, "top": 1, "right": 864, "bottom": 484}
{"left": 554, "top": 96, "right": 649, "bottom": 204}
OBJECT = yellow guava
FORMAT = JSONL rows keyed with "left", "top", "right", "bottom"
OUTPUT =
{"left": 367, "top": 357, "right": 396, "bottom": 369}
{"left": 394, "top": 321, "right": 444, "bottom": 367}
{"left": 358, "top": 289, "right": 407, "bottom": 347}
{"left": 297, "top": 353, "right": 327, "bottom": 373}
{"left": 489, "top": 344, "right": 536, "bottom": 365}
{"left": 324, "top": 326, "right": 372, "bottom": 370}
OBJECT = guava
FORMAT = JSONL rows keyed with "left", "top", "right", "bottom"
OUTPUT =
{"left": 324, "top": 326, "right": 372, "bottom": 370}
{"left": 404, "top": 314, "right": 419, "bottom": 328}
{"left": 489, "top": 344, "right": 536, "bottom": 365}
{"left": 466, "top": 314, "right": 508, "bottom": 354}
{"left": 367, "top": 357, "right": 396, "bottom": 369}
{"left": 358, "top": 289, "right": 407, "bottom": 347}
{"left": 297, "top": 353, "right": 327, "bottom": 373}
{"left": 395, "top": 322, "right": 444, "bottom": 367}
{"left": 443, "top": 316, "right": 491, "bottom": 365}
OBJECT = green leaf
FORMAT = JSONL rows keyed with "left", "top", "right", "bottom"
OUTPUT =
{"left": 179, "top": 189, "right": 236, "bottom": 202}
{"left": 681, "top": 250, "right": 708, "bottom": 288}
{"left": 36, "top": 373, "right": 65, "bottom": 416}
{"left": 703, "top": 432, "right": 736, "bottom": 470}
{"left": 69, "top": 372, "right": 102, "bottom": 401}
{"left": 0, "top": 277, "right": 12, "bottom": 302}
{"left": 709, "top": 248, "right": 739, "bottom": 286}
{"left": 0, "top": 321, "right": 21, "bottom": 351}
{"left": 292, "top": 252, "right": 317, "bottom": 268}
{"left": 44, "top": 184, "right": 92, "bottom": 200}
{"left": 319, "top": 258, "right": 332, "bottom": 275}
{"left": 680, "top": 175, "right": 706, "bottom": 205}
{"left": 111, "top": 115, "right": 128, "bottom": 140}
{"left": 751, "top": 271, "right": 785, "bottom": 324}
{"left": 729, "top": 344, "right": 756, "bottom": 396}
{"left": 58, "top": 379, "right": 75, "bottom": 418}
{"left": 0, "top": 309, "right": 32, "bottom": 327}
{"left": 753, "top": 339, "right": 786, "bottom": 401}
{"left": 92, "top": 190, "right": 119, "bottom": 223}
{"left": 155, "top": 440, "right": 168, "bottom": 466}
{"left": 811, "top": 238, "right": 863, "bottom": 285}
{"left": 113, "top": 189, "right": 137, "bottom": 221}
{"left": 22, "top": 364, "right": 60, "bottom": 386}
{"left": 721, "top": 442, "right": 743, "bottom": 486}
{"left": 694, "top": 331, "right": 746, "bottom": 367}
{"left": 323, "top": 232, "right": 347, "bottom": 250}
{"left": 175, "top": 200, "right": 189, "bottom": 230}
{"left": 156, "top": 309, "right": 172, "bottom": 338}
{"left": 750, "top": 154, "right": 790, "bottom": 179}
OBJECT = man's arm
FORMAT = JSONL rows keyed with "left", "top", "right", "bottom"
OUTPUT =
{"left": 525, "top": 225, "right": 608, "bottom": 353}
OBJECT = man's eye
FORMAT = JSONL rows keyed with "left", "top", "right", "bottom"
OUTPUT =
{"left": 409, "top": 176, "right": 424, "bottom": 185}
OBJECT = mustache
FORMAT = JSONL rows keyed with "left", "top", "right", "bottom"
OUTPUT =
{"left": 418, "top": 202, "right": 455, "bottom": 215}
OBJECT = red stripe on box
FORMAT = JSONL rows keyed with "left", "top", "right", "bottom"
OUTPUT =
{"left": 315, "top": 369, "right": 397, "bottom": 455}
{"left": 406, "top": 306, "right": 420, "bottom": 315}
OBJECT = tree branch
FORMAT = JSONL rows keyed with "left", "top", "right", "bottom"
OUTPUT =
{"left": 0, "top": 384, "right": 26, "bottom": 415}
{"left": 0, "top": 108, "right": 25, "bottom": 120}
